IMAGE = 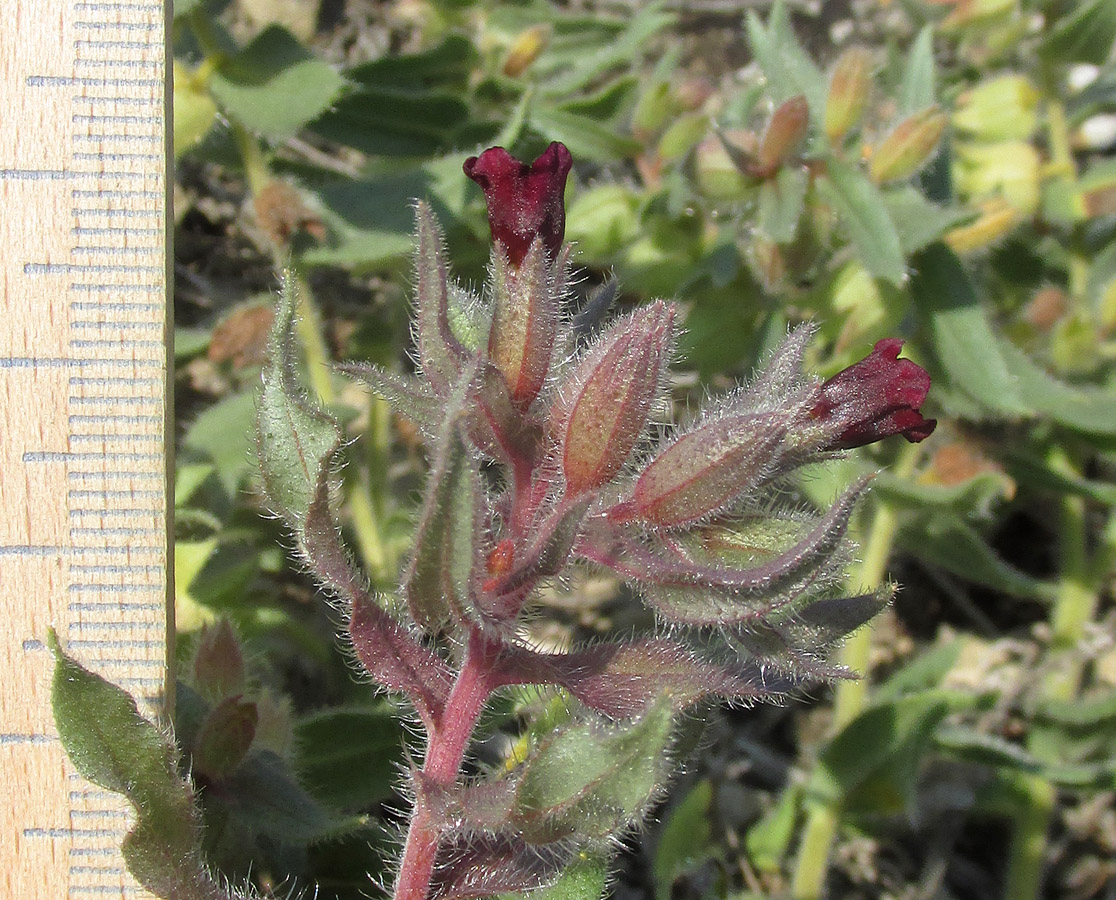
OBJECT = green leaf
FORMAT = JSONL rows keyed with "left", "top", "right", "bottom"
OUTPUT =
{"left": 221, "top": 749, "right": 346, "bottom": 844}
{"left": 1003, "top": 447, "right": 1116, "bottom": 505}
{"left": 536, "top": 4, "right": 675, "bottom": 98}
{"left": 50, "top": 635, "right": 220, "bottom": 899}
{"left": 512, "top": 696, "right": 675, "bottom": 842}
{"left": 897, "top": 512, "right": 1057, "bottom": 601}
{"left": 874, "top": 640, "right": 964, "bottom": 703}
{"left": 50, "top": 632, "right": 178, "bottom": 809}
{"left": 909, "top": 244, "right": 1030, "bottom": 417}
{"left": 528, "top": 106, "right": 642, "bottom": 162}
{"left": 208, "top": 26, "right": 348, "bottom": 140}
{"left": 347, "top": 34, "right": 475, "bottom": 90}
{"left": 501, "top": 854, "right": 610, "bottom": 900}
{"left": 173, "top": 62, "right": 218, "bottom": 158}
{"left": 1041, "top": 0, "right": 1116, "bottom": 65}
{"left": 898, "top": 26, "right": 936, "bottom": 115}
{"left": 183, "top": 390, "right": 258, "bottom": 498}
{"left": 818, "top": 156, "right": 906, "bottom": 286}
{"left": 310, "top": 88, "right": 469, "bottom": 158}
{"left": 884, "top": 188, "right": 972, "bottom": 256}
{"left": 255, "top": 274, "right": 342, "bottom": 530}
{"left": 744, "top": 783, "right": 801, "bottom": 873}
{"left": 995, "top": 337, "right": 1116, "bottom": 438}
{"left": 295, "top": 706, "right": 405, "bottom": 809}
{"left": 808, "top": 693, "right": 959, "bottom": 815}
{"left": 757, "top": 166, "right": 808, "bottom": 244}
{"left": 653, "top": 780, "right": 715, "bottom": 900}
{"left": 745, "top": 0, "right": 826, "bottom": 117}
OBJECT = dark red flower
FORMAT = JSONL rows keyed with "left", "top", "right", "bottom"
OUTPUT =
{"left": 463, "top": 142, "right": 572, "bottom": 265}
{"left": 812, "top": 339, "right": 936, "bottom": 450}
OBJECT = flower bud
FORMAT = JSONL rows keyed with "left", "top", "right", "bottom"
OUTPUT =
{"left": 192, "top": 618, "right": 245, "bottom": 700}
{"left": 487, "top": 237, "right": 559, "bottom": 410}
{"left": 617, "top": 411, "right": 791, "bottom": 528}
{"left": 755, "top": 95, "right": 809, "bottom": 178}
{"left": 811, "top": 339, "right": 936, "bottom": 450}
{"left": 943, "top": 197, "right": 1019, "bottom": 253}
{"left": 192, "top": 696, "right": 257, "bottom": 779}
{"left": 953, "top": 140, "right": 1041, "bottom": 215}
{"left": 503, "top": 25, "right": 549, "bottom": 77}
{"left": 464, "top": 142, "right": 572, "bottom": 266}
{"left": 824, "top": 47, "right": 872, "bottom": 142}
{"left": 953, "top": 75, "right": 1039, "bottom": 141}
{"left": 868, "top": 106, "right": 947, "bottom": 184}
{"left": 555, "top": 301, "right": 675, "bottom": 496}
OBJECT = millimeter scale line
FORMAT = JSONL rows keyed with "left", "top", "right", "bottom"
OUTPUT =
{"left": 0, "top": 2, "right": 170, "bottom": 899}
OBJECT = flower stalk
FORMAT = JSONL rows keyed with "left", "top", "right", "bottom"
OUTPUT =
{"left": 252, "top": 142, "right": 936, "bottom": 900}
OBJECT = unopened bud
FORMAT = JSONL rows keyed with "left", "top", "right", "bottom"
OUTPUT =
{"left": 824, "top": 47, "right": 872, "bottom": 141}
{"left": 694, "top": 133, "right": 751, "bottom": 199}
{"left": 193, "top": 696, "right": 257, "bottom": 779}
{"left": 953, "top": 140, "right": 1041, "bottom": 214}
{"left": 674, "top": 77, "right": 715, "bottom": 112}
{"left": 755, "top": 95, "right": 809, "bottom": 178}
{"left": 503, "top": 25, "right": 549, "bottom": 78}
{"left": 488, "top": 238, "right": 559, "bottom": 410}
{"left": 632, "top": 81, "right": 675, "bottom": 139}
{"left": 953, "top": 75, "right": 1039, "bottom": 141}
{"left": 616, "top": 412, "right": 791, "bottom": 528}
{"left": 556, "top": 301, "right": 675, "bottom": 496}
{"left": 193, "top": 619, "right": 245, "bottom": 700}
{"left": 869, "top": 106, "right": 947, "bottom": 183}
{"left": 944, "top": 198, "right": 1019, "bottom": 253}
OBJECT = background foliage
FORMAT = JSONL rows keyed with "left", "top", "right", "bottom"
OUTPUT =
{"left": 72, "top": 0, "right": 1116, "bottom": 898}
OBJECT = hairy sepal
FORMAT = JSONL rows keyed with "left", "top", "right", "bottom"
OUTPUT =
{"left": 495, "top": 639, "right": 777, "bottom": 719}
{"left": 429, "top": 832, "right": 575, "bottom": 900}
{"left": 465, "top": 362, "right": 543, "bottom": 467}
{"left": 489, "top": 237, "right": 558, "bottom": 410}
{"left": 415, "top": 201, "right": 468, "bottom": 396}
{"left": 555, "top": 301, "right": 676, "bottom": 496}
{"left": 402, "top": 378, "right": 489, "bottom": 633}
{"left": 336, "top": 361, "right": 441, "bottom": 434}
{"left": 509, "top": 695, "right": 675, "bottom": 843}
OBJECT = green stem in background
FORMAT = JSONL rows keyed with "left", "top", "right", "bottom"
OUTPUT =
{"left": 791, "top": 443, "right": 920, "bottom": 900}
{"left": 1005, "top": 448, "right": 1100, "bottom": 900}
{"left": 184, "top": 14, "right": 392, "bottom": 586}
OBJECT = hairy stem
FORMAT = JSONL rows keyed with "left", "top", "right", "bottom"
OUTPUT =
{"left": 395, "top": 628, "right": 499, "bottom": 900}
{"left": 791, "top": 445, "right": 918, "bottom": 900}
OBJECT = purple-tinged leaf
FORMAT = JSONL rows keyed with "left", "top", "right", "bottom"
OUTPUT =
{"left": 192, "top": 697, "right": 258, "bottom": 779}
{"left": 429, "top": 832, "right": 573, "bottom": 900}
{"left": 481, "top": 496, "right": 592, "bottom": 616}
{"left": 192, "top": 619, "right": 246, "bottom": 701}
{"left": 554, "top": 301, "right": 676, "bottom": 496}
{"left": 300, "top": 454, "right": 454, "bottom": 729}
{"left": 349, "top": 596, "right": 453, "bottom": 731}
{"left": 594, "top": 479, "right": 870, "bottom": 607}
{"left": 415, "top": 201, "right": 468, "bottom": 395}
{"left": 488, "top": 237, "right": 558, "bottom": 410}
{"left": 337, "top": 361, "right": 442, "bottom": 434}
{"left": 495, "top": 639, "right": 777, "bottom": 719}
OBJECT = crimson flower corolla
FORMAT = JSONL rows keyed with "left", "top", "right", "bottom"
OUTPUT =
{"left": 812, "top": 339, "right": 937, "bottom": 450}
{"left": 463, "top": 142, "right": 573, "bottom": 266}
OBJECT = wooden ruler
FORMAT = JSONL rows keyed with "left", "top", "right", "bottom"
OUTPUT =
{"left": 0, "top": 1, "right": 169, "bottom": 898}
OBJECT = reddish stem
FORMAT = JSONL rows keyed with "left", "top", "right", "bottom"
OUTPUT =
{"left": 394, "top": 628, "right": 500, "bottom": 900}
